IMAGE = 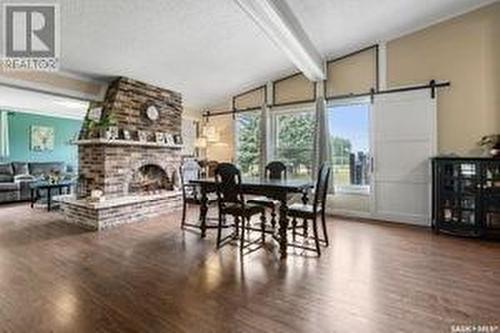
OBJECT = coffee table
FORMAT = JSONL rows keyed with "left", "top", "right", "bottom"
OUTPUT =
{"left": 30, "top": 181, "right": 74, "bottom": 211}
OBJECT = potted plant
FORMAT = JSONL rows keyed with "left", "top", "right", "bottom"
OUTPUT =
{"left": 97, "top": 112, "right": 117, "bottom": 139}
{"left": 478, "top": 134, "right": 500, "bottom": 158}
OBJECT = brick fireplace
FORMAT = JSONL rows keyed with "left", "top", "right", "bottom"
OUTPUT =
{"left": 59, "top": 77, "right": 183, "bottom": 230}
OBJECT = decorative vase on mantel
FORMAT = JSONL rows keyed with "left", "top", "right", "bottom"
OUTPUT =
{"left": 491, "top": 143, "right": 500, "bottom": 158}
{"left": 479, "top": 135, "right": 500, "bottom": 158}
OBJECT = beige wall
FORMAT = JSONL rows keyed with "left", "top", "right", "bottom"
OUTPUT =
{"left": 325, "top": 47, "right": 377, "bottom": 97}
{"left": 205, "top": 113, "right": 234, "bottom": 162}
{"left": 387, "top": 2, "right": 500, "bottom": 154}
{"left": 234, "top": 86, "right": 266, "bottom": 110}
{"left": 273, "top": 73, "right": 315, "bottom": 105}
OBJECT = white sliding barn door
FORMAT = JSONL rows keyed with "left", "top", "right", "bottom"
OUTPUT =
{"left": 371, "top": 90, "right": 437, "bottom": 226}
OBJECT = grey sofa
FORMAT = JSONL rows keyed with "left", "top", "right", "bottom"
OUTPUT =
{"left": 0, "top": 162, "right": 74, "bottom": 203}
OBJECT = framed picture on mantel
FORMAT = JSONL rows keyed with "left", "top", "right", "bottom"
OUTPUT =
{"left": 164, "top": 134, "right": 175, "bottom": 145}
{"left": 138, "top": 131, "right": 148, "bottom": 142}
{"left": 173, "top": 134, "right": 182, "bottom": 145}
{"left": 155, "top": 132, "right": 165, "bottom": 144}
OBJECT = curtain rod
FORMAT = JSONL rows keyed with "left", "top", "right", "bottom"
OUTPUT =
{"left": 202, "top": 106, "right": 263, "bottom": 120}
{"left": 326, "top": 80, "right": 450, "bottom": 102}
{"left": 203, "top": 80, "right": 450, "bottom": 119}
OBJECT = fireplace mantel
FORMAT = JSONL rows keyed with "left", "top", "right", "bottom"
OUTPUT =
{"left": 73, "top": 139, "right": 182, "bottom": 149}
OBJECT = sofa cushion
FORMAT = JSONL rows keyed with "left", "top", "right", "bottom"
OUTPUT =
{"left": 28, "top": 162, "right": 65, "bottom": 178}
{"left": 0, "top": 163, "right": 13, "bottom": 175}
{"left": 0, "top": 164, "right": 14, "bottom": 183}
{"left": 12, "top": 162, "right": 29, "bottom": 176}
{"left": 0, "top": 174, "right": 14, "bottom": 183}
{"left": 0, "top": 182, "right": 20, "bottom": 191}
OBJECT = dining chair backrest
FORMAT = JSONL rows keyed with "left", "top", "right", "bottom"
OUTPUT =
{"left": 214, "top": 163, "right": 244, "bottom": 206}
{"left": 313, "top": 163, "right": 331, "bottom": 212}
{"left": 266, "top": 161, "right": 287, "bottom": 180}
{"left": 206, "top": 160, "right": 219, "bottom": 178}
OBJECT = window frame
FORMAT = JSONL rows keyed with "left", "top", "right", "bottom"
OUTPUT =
{"left": 327, "top": 96, "right": 372, "bottom": 196}
{"left": 270, "top": 103, "right": 316, "bottom": 178}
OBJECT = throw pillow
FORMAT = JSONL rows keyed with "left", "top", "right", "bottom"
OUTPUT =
{"left": 0, "top": 163, "right": 14, "bottom": 175}
{"left": 12, "top": 162, "right": 29, "bottom": 176}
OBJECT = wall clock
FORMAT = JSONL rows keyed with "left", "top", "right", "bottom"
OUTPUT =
{"left": 146, "top": 105, "right": 159, "bottom": 121}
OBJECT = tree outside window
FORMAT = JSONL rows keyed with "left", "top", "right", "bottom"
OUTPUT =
{"left": 274, "top": 111, "right": 315, "bottom": 179}
{"left": 235, "top": 112, "right": 261, "bottom": 177}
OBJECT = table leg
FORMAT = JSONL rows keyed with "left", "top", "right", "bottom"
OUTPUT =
{"left": 30, "top": 188, "right": 35, "bottom": 208}
{"left": 278, "top": 195, "right": 289, "bottom": 260}
{"left": 302, "top": 189, "right": 309, "bottom": 205}
{"left": 47, "top": 189, "right": 52, "bottom": 212}
{"left": 199, "top": 186, "right": 208, "bottom": 238}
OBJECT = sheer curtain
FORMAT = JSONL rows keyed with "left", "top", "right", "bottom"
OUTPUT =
{"left": 259, "top": 104, "right": 269, "bottom": 177}
{"left": 313, "top": 97, "right": 331, "bottom": 183}
{"left": 0, "top": 111, "right": 9, "bottom": 159}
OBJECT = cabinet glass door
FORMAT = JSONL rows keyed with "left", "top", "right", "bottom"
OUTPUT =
{"left": 482, "top": 162, "right": 500, "bottom": 232}
{"left": 439, "top": 161, "right": 480, "bottom": 230}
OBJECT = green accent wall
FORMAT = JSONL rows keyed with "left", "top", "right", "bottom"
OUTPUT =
{"left": 6, "top": 111, "right": 82, "bottom": 167}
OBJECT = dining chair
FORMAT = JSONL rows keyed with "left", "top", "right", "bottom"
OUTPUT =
{"left": 179, "top": 159, "right": 217, "bottom": 229}
{"left": 247, "top": 161, "right": 287, "bottom": 229}
{"left": 214, "top": 163, "right": 267, "bottom": 251}
{"left": 287, "top": 163, "right": 331, "bottom": 256}
{"left": 206, "top": 160, "right": 219, "bottom": 178}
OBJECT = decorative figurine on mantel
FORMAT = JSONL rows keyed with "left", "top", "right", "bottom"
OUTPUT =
{"left": 479, "top": 134, "right": 500, "bottom": 158}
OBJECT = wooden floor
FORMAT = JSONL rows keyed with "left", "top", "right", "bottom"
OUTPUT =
{"left": 0, "top": 203, "right": 499, "bottom": 333}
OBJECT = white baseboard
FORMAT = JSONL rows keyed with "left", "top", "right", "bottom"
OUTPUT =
{"left": 327, "top": 209, "right": 431, "bottom": 228}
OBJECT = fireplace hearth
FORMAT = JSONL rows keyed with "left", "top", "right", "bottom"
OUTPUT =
{"left": 58, "top": 77, "right": 183, "bottom": 230}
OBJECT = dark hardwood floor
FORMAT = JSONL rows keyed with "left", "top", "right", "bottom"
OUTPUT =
{"left": 0, "top": 203, "right": 499, "bottom": 332}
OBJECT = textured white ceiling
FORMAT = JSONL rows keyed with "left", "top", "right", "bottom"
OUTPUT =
{"left": 3, "top": 0, "right": 494, "bottom": 110}
{"left": 58, "top": 0, "right": 291, "bottom": 110}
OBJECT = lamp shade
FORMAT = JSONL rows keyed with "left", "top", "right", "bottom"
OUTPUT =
{"left": 202, "top": 126, "right": 219, "bottom": 143}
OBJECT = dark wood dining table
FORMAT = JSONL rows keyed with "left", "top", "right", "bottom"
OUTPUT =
{"left": 190, "top": 177, "right": 314, "bottom": 259}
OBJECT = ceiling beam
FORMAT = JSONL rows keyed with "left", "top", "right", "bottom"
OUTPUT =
{"left": 233, "top": 0, "right": 325, "bottom": 82}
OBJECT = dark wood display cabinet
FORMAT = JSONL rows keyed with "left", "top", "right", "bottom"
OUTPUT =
{"left": 432, "top": 157, "right": 500, "bottom": 237}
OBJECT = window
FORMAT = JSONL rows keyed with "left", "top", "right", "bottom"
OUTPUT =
{"left": 235, "top": 112, "right": 261, "bottom": 177}
{"left": 328, "top": 101, "right": 371, "bottom": 194}
{"left": 273, "top": 108, "right": 315, "bottom": 179}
